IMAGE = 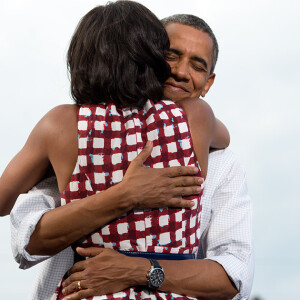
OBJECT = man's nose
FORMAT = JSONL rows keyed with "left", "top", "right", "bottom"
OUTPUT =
{"left": 171, "top": 60, "right": 190, "bottom": 81}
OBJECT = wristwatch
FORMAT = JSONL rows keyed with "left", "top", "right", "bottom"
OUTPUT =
{"left": 147, "top": 258, "right": 165, "bottom": 289}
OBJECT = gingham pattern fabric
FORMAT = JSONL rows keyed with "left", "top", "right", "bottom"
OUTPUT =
{"left": 11, "top": 149, "right": 253, "bottom": 300}
{"left": 55, "top": 99, "right": 203, "bottom": 299}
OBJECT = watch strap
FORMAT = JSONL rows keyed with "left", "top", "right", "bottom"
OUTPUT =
{"left": 149, "top": 258, "right": 162, "bottom": 269}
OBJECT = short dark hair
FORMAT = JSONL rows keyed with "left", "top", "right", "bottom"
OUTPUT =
{"left": 68, "top": 1, "right": 170, "bottom": 107}
{"left": 161, "top": 14, "right": 219, "bottom": 74}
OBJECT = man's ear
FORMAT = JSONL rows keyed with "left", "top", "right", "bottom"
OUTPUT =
{"left": 201, "top": 73, "right": 215, "bottom": 98}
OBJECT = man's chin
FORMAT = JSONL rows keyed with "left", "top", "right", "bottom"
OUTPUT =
{"left": 163, "top": 89, "right": 186, "bottom": 103}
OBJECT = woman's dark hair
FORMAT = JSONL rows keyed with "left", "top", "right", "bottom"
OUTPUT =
{"left": 67, "top": 0, "right": 170, "bottom": 108}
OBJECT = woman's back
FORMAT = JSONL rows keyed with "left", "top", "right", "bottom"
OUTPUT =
{"left": 55, "top": 99, "right": 203, "bottom": 299}
{"left": 62, "top": 100, "right": 202, "bottom": 254}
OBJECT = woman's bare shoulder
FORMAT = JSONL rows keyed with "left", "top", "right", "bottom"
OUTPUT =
{"left": 43, "top": 104, "right": 78, "bottom": 124}
{"left": 40, "top": 104, "right": 79, "bottom": 191}
{"left": 36, "top": 104, "right": 78, "bottom": 136}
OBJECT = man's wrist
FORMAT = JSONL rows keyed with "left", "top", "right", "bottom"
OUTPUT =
{"left": 126, "top": 257, "right": 151, "bottom": 286}
{"left": 114, "top": 181, "right": 135, "bottom": 211}
{"left": 90, "top": 183, "right": 134, "bottom": 222}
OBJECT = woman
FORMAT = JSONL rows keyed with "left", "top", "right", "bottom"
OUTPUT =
{"left": 0, "top": 1, "right": 229, "bottom": 299}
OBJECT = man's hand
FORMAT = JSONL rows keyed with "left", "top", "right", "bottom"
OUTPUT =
{"left": 122, "top": 141, "right": 203, "bottom": 209}
{"left": 61, "top": 247, "right": 148, "bottom": 299}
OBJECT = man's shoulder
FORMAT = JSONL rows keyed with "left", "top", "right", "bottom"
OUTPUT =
{"left": 207, "top": 148, "right": 246, "bottom": 177}
{"left": 208, "top": 148, "right": 237, "bottom": 164}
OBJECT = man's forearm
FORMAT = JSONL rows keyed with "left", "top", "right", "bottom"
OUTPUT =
{"left": 26, "top": 183, "right": 132, "bottom": 255}
{"left": 63, "top": 248, "right": 238, "bottom": 300}
{"left": 159, "top": 259, "right": 237, "bottom": 299}
{"left": 61, "top": 248, "right": 237, "bottom": 300}
{"left": 26, "top": 156, "right": 202, "bottom": 256}
{"left": 129, "top": 257, "right": 238, "bottom": 299}
{"left": 131, "top": 258, "right": 238, "bottom": 299}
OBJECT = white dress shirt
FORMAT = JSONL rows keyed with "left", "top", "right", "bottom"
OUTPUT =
{"left": 10, "top": 148, "right": 253, "bottom": 300}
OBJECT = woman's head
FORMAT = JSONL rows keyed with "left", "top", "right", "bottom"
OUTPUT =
{"left": 68, "top": 0, "right": 170, "bottom": 108}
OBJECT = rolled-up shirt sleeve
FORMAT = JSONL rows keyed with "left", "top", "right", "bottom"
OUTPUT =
{"left": 201, "top": 151, "right": 254, "bottom": 300}
{"left": 10, "top": 176, "right": 60, "bottom": 269}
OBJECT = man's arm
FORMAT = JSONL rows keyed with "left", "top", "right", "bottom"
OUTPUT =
{"left": 61, "top": 247, "right": 237, "bottom": 300}
{"left": 64, "top": 150, "right": 253, "bottom": 300}
{"left": 200, "top": 149, "right": 254, "bottom": 299}
{"left": 10, "top": 176, "right": 61, "bottom": 269}
{"left": 10, "top": 175, "right": 74, "bottom": 299}
{"left": 61, "top": 150, "right": 253, "bottom": 300}
{"left": 12, "top": 143, "right": 202, "bottom": 258}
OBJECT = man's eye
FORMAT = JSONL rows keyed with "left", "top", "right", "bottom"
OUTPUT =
{"left": 165, "top": 54, "right": 177, "bottom": 61}
{"left": 192, "top": 64, "right": 205, "bottom": 72}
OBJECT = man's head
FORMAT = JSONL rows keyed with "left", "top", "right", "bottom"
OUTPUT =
{"left": 162, "top": 14, "right": 218, "bottom": 101}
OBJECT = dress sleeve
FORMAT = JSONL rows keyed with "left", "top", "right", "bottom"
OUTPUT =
{"left": 10, "top": 176, "right": 60, "bottom": 269}
{"left": 202, "top": 151, "right": 254, "bottom": 300}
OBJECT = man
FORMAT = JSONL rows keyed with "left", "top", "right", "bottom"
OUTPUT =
{"left": 11, "top": 14, "right": 253, "bottom": 300}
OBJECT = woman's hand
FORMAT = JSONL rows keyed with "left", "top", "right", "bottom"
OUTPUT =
{"left": 61, "top": 247, "right": 148, "bottom": 299}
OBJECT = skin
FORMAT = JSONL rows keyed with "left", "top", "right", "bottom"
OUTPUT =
{"left": 26, "top": 137, "right": 203, "bottom": 256}
{"left": 61, "top": 101, "right": 235, "bottom": 300}
{"left": 163, "top": 23, "right": 216, "bottom": 101}
{"left": 63, "top": 247, "right": 235, "bottom": 299}
{"left": 0, "top": 116, "right": 202, "bottom": 217}
{"left": 60, "top": 24, "right": 236, "bottom": 300}
{"left": 0, "top": 23, "right": 235, "bottom": 300}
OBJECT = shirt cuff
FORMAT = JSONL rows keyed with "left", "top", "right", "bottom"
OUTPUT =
{"left": 206, "top": 254, "right": 252, "bottom": 300}
{"left": 12, "top": 208, "right": 52, "bottom": 269}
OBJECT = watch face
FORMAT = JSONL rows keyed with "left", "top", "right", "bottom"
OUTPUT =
{"left": 149, "top": 268, "right": 165, "bottom": 288}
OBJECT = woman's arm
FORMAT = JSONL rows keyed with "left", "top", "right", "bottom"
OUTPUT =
{"left": 211, "top": 118, "right": 230, "bottom": 149}
{"left": 0, "top": 104, "right": 80, "bottom": 216}
{"left": 177, "top": 98, "right": 230, "bottom": 178}
{"left": 0, "top": 116, "right": 51, "bottom": 216}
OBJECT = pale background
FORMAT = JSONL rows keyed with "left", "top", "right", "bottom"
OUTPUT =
{"left": 1, "top": 0, "right": 299, "bottom": 299}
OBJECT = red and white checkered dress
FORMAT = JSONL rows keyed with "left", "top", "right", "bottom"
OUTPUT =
{"left": 54, "top": 100, "right": 203, "bottom": 300}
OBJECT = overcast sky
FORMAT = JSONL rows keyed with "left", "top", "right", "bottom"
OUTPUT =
{"left": 1, "top": 0, "right": 299, "bottom": 299}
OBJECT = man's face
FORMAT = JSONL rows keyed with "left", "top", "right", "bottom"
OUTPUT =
{"left": 164, "top": 23, "right": 216, "bottom": 102}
